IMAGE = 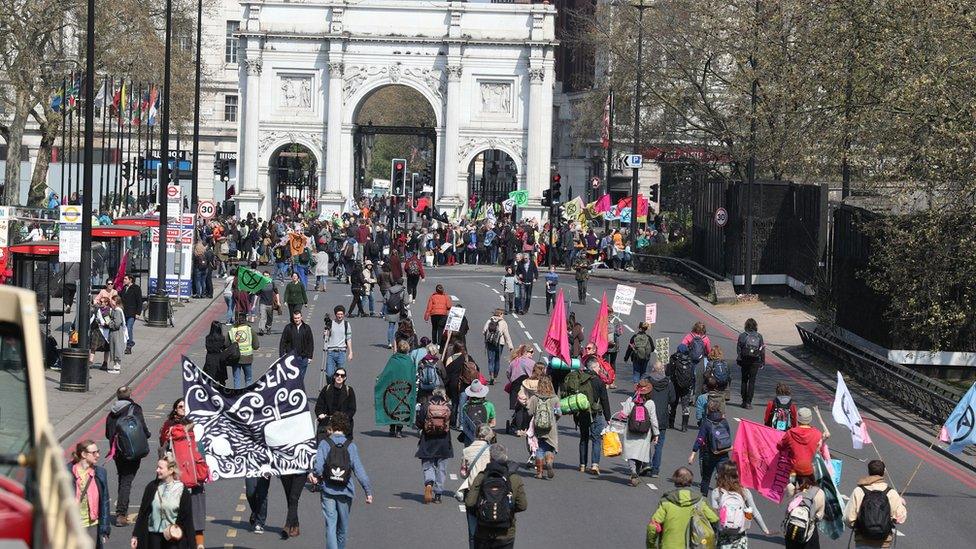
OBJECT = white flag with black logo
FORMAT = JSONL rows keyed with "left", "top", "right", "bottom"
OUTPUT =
{"left": 832, "top": 372, "right": 872, "bottom": 449}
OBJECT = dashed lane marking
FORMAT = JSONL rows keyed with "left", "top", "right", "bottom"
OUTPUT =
{"left": 451, "top": 295, "right": 459, "bottom": 301}
{"left": 517, "top": 321, "right": 525, "bottom": 329}
{"left": 492, "top": 288, "right": 500, "bottom": 294}
{"left": 624, "top": 324, "right": 635, "bottom": 333}
{"left": 646, "top": 483, "right": 658, "bottom": 490}
{"left": 458, "top": 504, "right": 466, "bottom": 513}
{"left": 449, "top": 474, "right": 458, "bottom": 480}
{"left": 533, "top": 343, "right": 541, "bottom": 352}
{"left": 634, "top": 299, "right": 645, "bottom": 306}
{"left": 156, "top": 403, "right": 166, "bottom": 411}
{"left": 235, "top": 504, "right": 245, "bottom": 512}
{"left": 591, "top": 297, "right": 600, "bottom": 303}
{"left": 524, "top": 331, "right": 533, "bottom": 340}
{"left": 314, "top": 294, "right": 319, "bottom": 301}
{"left": 226, "top": 529, "right": 237, "bottom": 538}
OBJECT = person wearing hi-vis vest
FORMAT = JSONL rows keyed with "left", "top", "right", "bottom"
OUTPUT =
{"left": 227, "top": 312, "right": 260, "bottom": 389}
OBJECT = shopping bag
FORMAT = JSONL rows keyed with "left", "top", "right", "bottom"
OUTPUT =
{"left": 602, "top": 430, "right": 622, "bottom": 457}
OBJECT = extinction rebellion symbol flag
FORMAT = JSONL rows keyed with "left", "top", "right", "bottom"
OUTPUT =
{"left": 237, "top": 266, "right": 272, "bottom": 294}
{"left": 182, "top": 355, "right": 316, "bottom": 479}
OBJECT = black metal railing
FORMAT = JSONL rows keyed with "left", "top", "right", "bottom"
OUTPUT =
{"left": 632, "top": 251, "right": 726, "bottom": 297}
{"left": 796, "top": 322, "right": 961, "bottom": 424}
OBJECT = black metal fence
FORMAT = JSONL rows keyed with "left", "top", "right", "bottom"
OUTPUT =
{"left": 691, "top": 179, "right": 827, "bottom": 288}
{"left": 797, "top": 323, "right": 961, "bottom": 424}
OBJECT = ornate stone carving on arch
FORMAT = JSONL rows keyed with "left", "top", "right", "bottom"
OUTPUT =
{"left": 257, "top": 130, "right": 325, "bottom": 167}
{"left": 342, "top": 71, "right": 444, "bottom": 127}
{"left": 342, "top": 64, "right": 446, "bottom": 107}
{"left": 458, "top": 136, "right": 525, "bottom": 172}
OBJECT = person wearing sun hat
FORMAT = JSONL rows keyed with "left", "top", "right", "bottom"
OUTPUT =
{"left": 777, "top": 406, "right": 829, "bottom": 478}
{"left": 459, "top": 379, "right": 496, "bottom": 447}
{"left": 615, "top": 378, "right": 661, "bottom": 486}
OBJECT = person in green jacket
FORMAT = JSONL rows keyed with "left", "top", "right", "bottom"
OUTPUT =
{"left": 283, "top": 271, "right": 308, "bottom": 317}
{"left": 646, "top": 467, "right": 719, "bottom": 549}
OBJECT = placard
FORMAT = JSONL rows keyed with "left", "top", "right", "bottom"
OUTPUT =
{"left": 445, "top": 307, "right": 466, "bottom": 332}
{"left": 654, "top": 337, "right": 671, "bottom": 366}
{"left": 645, "top": 303, "right": 657, "bottom": 324}
{"left": 611, "top": 283, "right": 636, "bottom": 315}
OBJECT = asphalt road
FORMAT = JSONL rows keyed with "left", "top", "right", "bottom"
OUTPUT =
{"left": 72, "top": 266, "right": 976, "bottom": 548}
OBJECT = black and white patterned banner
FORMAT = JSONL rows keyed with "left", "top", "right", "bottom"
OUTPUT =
{"left": 181, "top": 355, "right": 316, "bottom": 480}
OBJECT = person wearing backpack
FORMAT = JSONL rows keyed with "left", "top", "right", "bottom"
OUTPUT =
{"left": 688, "top": 400, "right": 733, "bottom": 495}
{"left": 416, "top": 349, "right": 448, "bottom": 406}
{"left": 704, "top": 346, "right": 732, "bottom": 402}
{"left": 423, "top": 284, "right": 453, "bottom": 346}
{"left": 645, "top": 361, "right": 676, "bottom": 478}
{"left": 483, "top": 309, "right": 514, "bottom": 385}
{"left": 615, "top": 379, "right": 660, "bottom": 487}
{"left": 159, "top": 399, "right": 210, "bottom": 548}
{"left": 384, "top": 283, "right": 407, "bottom": 349}
{"left": 782, "top": 474, "right": 825, "bottom": 548}
{"left": 464, "top": 444, "right": 528, "bottom": 549}
{"left": 843, "top": 460, "right": 907, "bottom": 548}
{"left": 457, "top": 424, "right": 495, "bottom": 549}
{"left": 404, "top": 251, "right": 426, "bottom": 300}
{"left": 777, "top": 408, "right": 828, "bottom": 479}
{"left": 646, "top": 467, "right": 719, "bottom": 549}
{"left": 696, "top": 376, "right": 728, "bottom": 425}
{"left": 709, "top": 461, "right": 770, "bottom": 548}
{"left": 459, "top": 380, "right": 497, "bottom": 447}
{"left": 315, "top": 368, "right": 358, "bottom": 441}
{"left": 310, "top": 412, "right": 373, "bottom": 549}
{"left": 681, "top": 322, "right": 713, "bottom": 398}
{"left": 543, "top": 265, "right": 559, "bottom": 313}
{"left": 527, "top": 375, "right": 561, "bottom": 480}
{"left": 560, "top": 347, "right": 612, "bottom": 475}
{"left": 624, "top": 321, "right": 656, "bottom": 383}
{"left": 764, "top": 382, "right": 799, "bottom": 432}
{"left": 105, "top": 386, "right": 150, "bottom": 527}
{"left": 666, "top": 344, "right": 695, "bottom": 432}
{"left": 227, "top": 312, "right": 260, "bottom": 389}
{"left": 415, "top": 388, "right": 454, "bottom": 504}
{"left": 500, "top": 266, "right": 517, "bottom": 314}
{"left": 736, "top": 318, "right": 765, "bottom": 409}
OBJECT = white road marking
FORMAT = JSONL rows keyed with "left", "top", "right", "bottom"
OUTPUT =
{"left": 533, "top": 343, "right": 542, "bottom": 352}
{"left": 624, "top": 324, "right": 635, "bottom": 333}
{"left": 591, "top": 297, "right": 600, "bottom": 303}
{"left": 314, "top": 294, "right": 319, "bottom": 301}
{"left": 480, "top": 283, "right": 490, "bottom": 288}
{"left": 896, "top": 531, "right": 906, "bottom": 537}
{"left": 646, "top": 483, "right": 658, "bottom": 490}
{"left": 512, "top": 313, "right": 519, "bottom": 319}
{"left": 499, "top": 296, "right": 504, "bottom": 302}
{"left": 450, "top": 295, "right": 459, "bottom": 301}
{"left": 634, "top": 299, "right": 645, "bottom": 306}
{"left": 492, "top": 288, "right": 500, "bottom": 294}
{"left": 517, "top": 321, "right": 525, "bottom": 329}
{"left": 458, "top": 504, "right": 466, "bottom": 513}
{"left": 733, "top": 417, "right": 742, "bottom": 422}
{"left": 449, "top": 474, "right": 458, "bottom": 481}
{"left": 524, "top": 331, "right": 533, "bottom": 340}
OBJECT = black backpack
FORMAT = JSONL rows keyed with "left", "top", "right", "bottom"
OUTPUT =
{"left": 476, "top": 469, "right": 515, "bottom": 529}
{"left": 854, "top": 486, "right": 894, "bottom": 540}
{"left": 386, "top": 290, "right": 403, "bottom": 314}
{"left": 670, "top": 353, "right": 695, "bottom": 390}
{"left": 742, "top": 332, "right": 763, "bottom": 359}
{"left": 322, "top": 438, "right": 352, "bottom": 488}
{"left": 115, "top": 405, "right": 150, "bottom": 461}
{"left": 485, "top": 318, "right": 502, "bottom": 346}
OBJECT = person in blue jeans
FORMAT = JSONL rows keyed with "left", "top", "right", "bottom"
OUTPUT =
{"left": 688, "top": 399, "right": 732, "bottom": 495}
{"left": 647, "top": 361, "right": 676, "bottom": 477}
{"left": 309, "top": 412, "right": 373, "bottom": 549}
{"left": 561, "top": 349, "right": 612, "bottom": 475}
{"left": 323, "top": 305, "right": 353, "bottom": 380}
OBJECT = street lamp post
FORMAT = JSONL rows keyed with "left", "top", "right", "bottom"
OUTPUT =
{"left": 148, "top": 0, "right": 174, "bottom": 326}
{"left": 191, "top": 0, "right": 203, "bottom": 214}
{"left": 60, "top": 0, "right": 97, "bottom": 391}
{"left": 628, "top": 0, "right": 649, "bottom": 252}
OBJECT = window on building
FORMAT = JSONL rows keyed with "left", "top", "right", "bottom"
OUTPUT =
{"left": 224, "top": 95, "right": 238, "bottom": 122}
{"left": 225, "top": 21, "right": 240, "bottom": 64}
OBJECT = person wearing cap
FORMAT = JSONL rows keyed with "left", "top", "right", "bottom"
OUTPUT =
{"left": 616, "top": 379, "right": 661, "bottom": 486}
{"left": 105, "top": 386, "right": 150, "bottom": 527}
{"left": 458, "top": 379, "right": 496, "bottom": 447}
{"left": 464, "top": 444, "right": 528, "bottom": 549}
{"left": 778, "top": 406, "right": 829, "bottom": 478}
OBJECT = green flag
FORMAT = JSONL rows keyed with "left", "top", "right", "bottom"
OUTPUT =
{"left": 374, "top": 353, "right": 417, "bottom": 426}
{"left": 509, "top": 189, "right": 529, "bottom": 206}
{"left": 237, "top": 266, "right": 271, "bottom": 294}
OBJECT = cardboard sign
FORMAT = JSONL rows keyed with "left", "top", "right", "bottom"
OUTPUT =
{"left": 446, "top": 307, "right": 466, "bottom": 332}
{"left": 654, "top": 337, "right": 671, "bottom": 366}
{"left": 645, "top": 303, "right": 657, "bottom": 324}
{"left": 611, "top": 284, "right": 636, "bottom": 315}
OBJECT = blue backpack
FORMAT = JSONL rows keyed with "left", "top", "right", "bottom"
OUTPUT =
{"left": 689, "top": 335, "right": 707, "bottom": 363}
{"left": 708, "top": 360, "right": 730, "bottom": 386}
{"left": 418, "top": 361, "right": 441, "bottom": 392}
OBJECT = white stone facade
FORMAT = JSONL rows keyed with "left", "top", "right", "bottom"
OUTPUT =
{"left": 234, "top": 0, "right": 557, "bottom": 220}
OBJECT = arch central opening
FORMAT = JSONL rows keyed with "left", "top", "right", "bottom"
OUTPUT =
{"left": 352, "top": 85, "right": 437, "bottom": 218}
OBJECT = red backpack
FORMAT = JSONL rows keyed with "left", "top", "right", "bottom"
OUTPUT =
{"left": 164, "top": 423, "right": 211, "bottom": 488}
{"left": 424, "top": 400, "right": 451, "bottom": 435}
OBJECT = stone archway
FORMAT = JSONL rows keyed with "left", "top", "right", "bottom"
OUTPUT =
{"left": 269, "top": 143, "right": 318, "bottom": 215}
{"left": 467, "top": 149, "right": 518, "bottom": 208}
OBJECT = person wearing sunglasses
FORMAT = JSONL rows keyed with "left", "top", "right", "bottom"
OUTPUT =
{"left": 70, "top": 440, "right": 111, "bottom": 549}
{"left": 315, "top": 368, "right": 358, "bottom": 442}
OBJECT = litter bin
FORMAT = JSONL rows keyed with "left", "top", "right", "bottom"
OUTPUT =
{"left": 146, "top": 294, "right": 170, "bottom": 327}
{"left": 60, "top": 348, "right": 89, "bottom": 392}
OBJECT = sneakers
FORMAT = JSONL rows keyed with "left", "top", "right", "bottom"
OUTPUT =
{"left": 253, "top": 524, "right": 264, "bottom": 534}
{"left": 115, "top": 514, "right": 128, "bottom": 527}
{"left": 630, "top": 474, "right": 640, "bottom": 487}
{"left": 433, "top": 493, "right": 442, "bottom": 504}
{"left": 578, "top": 465, "right": 586, "bottom": 473}
{"left": 649, "top": 470, "right": 660, "bottom": 478}
{"left": 588, "top": 464, "right": 600, "bottom": 476}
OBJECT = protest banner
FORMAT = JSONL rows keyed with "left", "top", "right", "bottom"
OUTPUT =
{"left": 730, "top": 419, "right": 793, "bottom": 503}
{"left": 645, "top": 303, "right": 657, "bottom": 324}
{"left": 611, "top": 284, "right": 636, "bottom": 315}
{"left": 446, "top": 306, "right": 466, "bottom": 332}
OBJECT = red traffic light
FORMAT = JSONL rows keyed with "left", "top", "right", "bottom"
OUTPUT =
{"left": 395, "top": 162, "right": 404, "bottom": 170}
{"left": 553, "top": 173, "right": 561, "bottom": 182}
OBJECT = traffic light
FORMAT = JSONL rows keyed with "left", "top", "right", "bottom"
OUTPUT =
{"left": 648, "top": 184, "right": 659, "bottom": 203}
{"left": 552, "top": 180, "right": 562, "bottom": 205}
{"left": 121, "top": 160, "right": 131, "bottom": 181}
{"left": 213, "top": 157, "right": 221, "bottom": 175}
{"left": 541, "top": 189, "right": 552, "bottom": 207}
{"left": 391, "top": 158, "right": 407, "bottom": 196}
{"left": 220, "top": 160, "right": 230, "bottom": 182}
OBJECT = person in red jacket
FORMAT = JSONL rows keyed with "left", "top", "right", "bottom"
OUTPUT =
{"left": 763, "top": 382, "right": 799, "bottom": 431}
{"left": 777, "top": 406, "right": 828, "bottom": 478}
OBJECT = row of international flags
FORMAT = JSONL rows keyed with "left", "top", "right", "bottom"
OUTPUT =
{"left": 50, "top": 74, "right": 159, "bottom": 127}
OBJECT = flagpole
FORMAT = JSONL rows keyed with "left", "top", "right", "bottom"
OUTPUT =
{"left": 901, "top": 431, "right": 940, "bottom": 493}
{"left": 100, "top": 76, "right": 111, "bottom": 211}
{"left": 74, "top": 73, "right": 82, "bottom": 201}
{"left": 114, "top": 82, "right": 124, "bottom": 214}
{"left": 123, "top": 81, "right": 133, "bottom": 214}
{"left": 60, "top": 77, "right": 68, "bottom": 200}
{"left": 148, "top": 0, "right": 174, "bottom": 326}
{"left": 190, "top": 0, "right": 203, "bottom": 215}
{"left": 604, "top": 87, "right": 613, "bottom": 232}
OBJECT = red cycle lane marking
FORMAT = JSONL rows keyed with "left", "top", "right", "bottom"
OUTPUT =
{"left": 644, "top": 281, "right": 976, "bottom": 491}
{"left": 68, "top": 305, "right": 220, "bottom": 453}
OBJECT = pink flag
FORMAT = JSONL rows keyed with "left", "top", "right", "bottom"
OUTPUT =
{"left": 543, "top": 288, "right": 570, "bottom": 365}
{"left": 730, "top": 419, "right": 793, "bottom": 503}
{"left": 113, "top": 251, "right": 129, "bottom": 289}
{"left": 594, "top": 194, "right": 611, "bottom": 214}
{"left": 589, "top": 291, "right": 610, "bottom": 356}
{"left": 637, "top": 194, "right": 649, "bottom": 217}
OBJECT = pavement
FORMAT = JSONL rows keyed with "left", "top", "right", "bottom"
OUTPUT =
{"left": 47, "top": 293, "right": 223, "bottom": 442}
{"left": 54, "top": 263, "right": 976, "bottom": 549}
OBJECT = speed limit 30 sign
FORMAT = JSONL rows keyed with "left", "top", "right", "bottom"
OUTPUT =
{"left": 197, "top": 200, "right": 217, "bottom": 220}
